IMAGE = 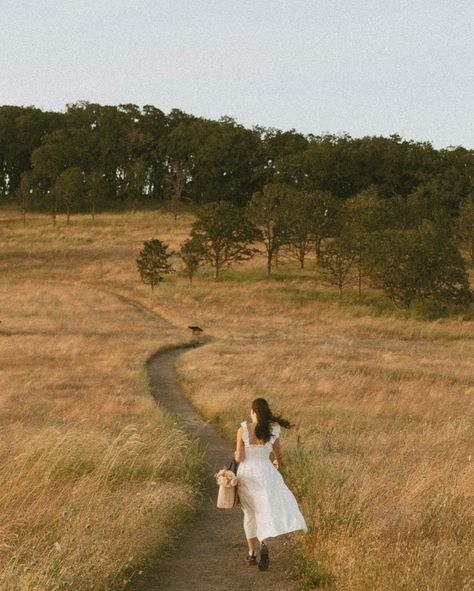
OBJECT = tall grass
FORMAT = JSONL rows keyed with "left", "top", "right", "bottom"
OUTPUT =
{"left": 175, "top": 334, "right": 473, "bottom": 590}
{"left": 0, "top": 218, "right": 205, "bottom": 590}
{"left": 1, "top": 206, "right": 473, "bottom": 590}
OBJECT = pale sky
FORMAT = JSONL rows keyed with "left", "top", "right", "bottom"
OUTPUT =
{"left": 1, "top": 0, "right": 473, "bottom": 149}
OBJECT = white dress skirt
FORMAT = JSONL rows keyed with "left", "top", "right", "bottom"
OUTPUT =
{"left": 236, "top": 420, "right": 308, "bottom": 542}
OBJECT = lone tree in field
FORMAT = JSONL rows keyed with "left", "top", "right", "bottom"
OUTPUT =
{"left": 318, "top": 239, "right": 356, "bottom": 296}
{"left": 190, "top": 201, "right": 262, "bottom": 278}
{"left": 136, "top": 239, "right": 174, "bottom": 291}
{"left": 179, "top": 236, "right": 207, "bottom": 285}
{"left": 248, "top": 183, "right": 290, "bottom": 276}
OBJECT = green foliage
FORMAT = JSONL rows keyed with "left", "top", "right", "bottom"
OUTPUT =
{"left": 85, "top": 169, "right": 108, "bottom": 219}
{"left": 2, "top": 103, "right": 473, "bottom": 220}
{"left": 306, "top": 190, "right": 343, "bottom": 261}
{"left": 136, "top": 239, "right": 174, "bottom": 290}
{"left": 407, "top": 170, "right": 472, "bottom": 230}
{"left": 457, "top": 195, "right": 474, "bottom": 266}
{"left": 179, "top": 236, "right": 207, "bottom": 285}
{"left": 164, "top": 159, "right": 189, "bottom": 221}
{"left": 190, "top": 201, "right": 262, "bottom": 278}
{"left": 279, "top": 188, "right": 315, "bottom": 269}
{"left": 365, "top": 222, "right": 473, "bottom": 308}
{"left": 318, "top": 239, "right": 357, "bottom": 296}
{"left": 51, "top": 166, "right": 86, "bottom": 224}
{"left": 248, "top": 182, "right": 292, "bottom": 276}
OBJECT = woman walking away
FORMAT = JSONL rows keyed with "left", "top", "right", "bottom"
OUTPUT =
{"left": 234, "top": 398, "right": 307, "bottom": 571}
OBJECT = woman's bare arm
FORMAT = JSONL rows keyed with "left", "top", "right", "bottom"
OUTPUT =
{"left": 235, "top": 426, "right": 245, "bottom": 463}
{"left": 272, "top": 438, "right": 282, "bottom": 469}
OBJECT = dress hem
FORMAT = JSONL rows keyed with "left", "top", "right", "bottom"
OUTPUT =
{"left": 256, "top": 524, "right": 308, "bottom": 542}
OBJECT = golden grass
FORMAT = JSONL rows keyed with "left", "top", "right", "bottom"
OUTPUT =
{"left": 0, "top": 213, "right": 205, "bottom": 590}
{"left": 1, "top": 206, "right": 473, "bottom": 590}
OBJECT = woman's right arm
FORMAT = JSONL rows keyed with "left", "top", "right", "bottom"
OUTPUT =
{"left": 235, "top": 426, "right": 245, "bottom": 463}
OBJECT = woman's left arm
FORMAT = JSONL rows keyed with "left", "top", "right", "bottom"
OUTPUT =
{"left": 235, "top": 426, "right": 245, "bottom": 463}
{"left": 272, "top": 438, "right": 282, "bottom": 469}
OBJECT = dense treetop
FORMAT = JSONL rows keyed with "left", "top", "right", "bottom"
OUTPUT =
{"left": 1, "top": 101, "right": 473, "bottom": 215}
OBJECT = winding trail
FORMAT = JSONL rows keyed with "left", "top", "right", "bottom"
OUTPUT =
{"left": 82, "top": 286, "right": 299, "bottom": 589}
{"left": 130, "top": 344, "right": 298, "bottom": 590}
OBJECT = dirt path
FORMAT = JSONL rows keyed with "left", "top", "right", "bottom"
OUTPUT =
{"left": 84, "top": 288, "right": 299, "bottom": 589}
{"left": 127, "top": 344, "right": 299, "bottom": 590}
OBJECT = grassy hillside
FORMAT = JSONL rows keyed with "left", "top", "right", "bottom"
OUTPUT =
{"left": 1, "top": 206, "right": 473, "bottom": 590}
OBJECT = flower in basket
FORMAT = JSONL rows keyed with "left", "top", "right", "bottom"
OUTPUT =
{"left": 214, "top": 468, "right": 238, "bottom": 488}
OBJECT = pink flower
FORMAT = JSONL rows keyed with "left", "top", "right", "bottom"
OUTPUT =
{"left": 214, "top": 467, "right": 239, "bottom": 487}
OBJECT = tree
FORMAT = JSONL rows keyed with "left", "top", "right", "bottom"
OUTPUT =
{"left": 190, "top": 201, "right": 262, "bottom": 278}
{"left": 279, "top": 189, "right": 314, "bottom": 269}
{"left": 406, "top": 172, "right": 470, "bottom": 231}
{"left": 179, "top": 236, "right": 207, "bottom": 285}
{"left": 365, "top": 222, "right": 472, "bottom": 308}
{"left": 307, "top": 190, "right": 343, "bottom": 263}
{"left": 15, "top": 172, "right": 33, "bottom": 225}
{"left": 136, "top": 239, "right": 174, "bottom": 290}
{"left": 51, "top": 167, "right": 85, "bottom": 224}
{"left": 164, "top": 159, "right": 188, "bottom": 222}
{"left": 248, "top": 183, "right": 291, "bottom": 276}
{"left": 458, "top": 196, "right": 474, "bottom": 266}
{"left": 340, "top": 187, "right": 389, "bottom": 295}
{"left": 85, "top": 169, "right": 108, "bottom": 219}
{"left": 125, "top": 158, "right": 148, "bottom": 212}
{"left": 318, "top": 239, "right": 356, "bottom": 296}
{"left": 0, "top": 106, "right": 64, "bottom": 200}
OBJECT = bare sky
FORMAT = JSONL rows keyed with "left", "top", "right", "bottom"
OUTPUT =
{"left": 1, "top": 0, "right": 473, "bottom": 149}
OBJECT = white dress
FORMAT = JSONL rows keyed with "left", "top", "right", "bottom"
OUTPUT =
{"left": 236, "top": 420, "right": 308, "bottom": 542}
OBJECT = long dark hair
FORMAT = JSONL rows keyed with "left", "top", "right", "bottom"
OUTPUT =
{"left": 252, "top": 398, "right": 293, "bottom": 443}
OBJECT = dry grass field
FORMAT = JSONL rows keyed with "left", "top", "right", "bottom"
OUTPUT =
{"left": 0, "top": 208, "right": 205, "bottom": 590}
{"left": 1, "top": 205, "right": 473, "bottom": 590}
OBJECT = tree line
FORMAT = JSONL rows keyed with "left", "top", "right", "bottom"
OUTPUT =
{"left": 2, "top": 101, "right": 472, "bottom": 310}
{"left": 1, "top": 101, "right": 473, "bottom": 226}
{"left": 137, "top": 188, "right": 474, "bottom": 310}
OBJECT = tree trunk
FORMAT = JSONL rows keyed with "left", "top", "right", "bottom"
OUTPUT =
{"left": 314, "top": 236, "right": 322, "bottom": 264}
{"left": 267, "top": 250, "right": 272, "bottom": 277}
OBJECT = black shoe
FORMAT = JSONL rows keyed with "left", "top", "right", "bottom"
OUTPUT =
{"left": 246, "top": 551, "right": 257, "bottom": 566}
{"left": 258, "top": 543, "right": 269, "bottom": 571}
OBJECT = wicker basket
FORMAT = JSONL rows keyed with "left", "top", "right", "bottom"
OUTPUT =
{"left": 217, "top": 483, "right": 238, "bottom": 508}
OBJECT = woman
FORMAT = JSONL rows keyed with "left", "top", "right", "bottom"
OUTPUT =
{"left": 234, "top": 398, "right": 308, "bottom": 571}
